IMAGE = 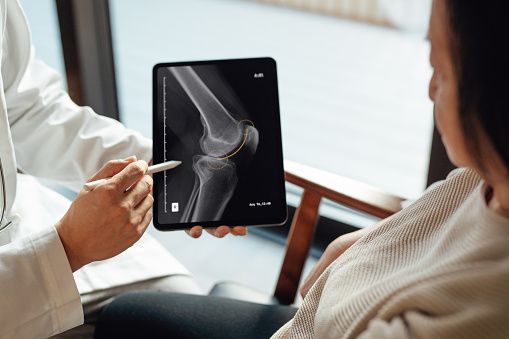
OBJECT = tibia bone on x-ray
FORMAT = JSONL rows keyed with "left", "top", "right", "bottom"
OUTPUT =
{"left": 170, "top": 66, "right": 259, "bottom": 222}
{"left": 180, "top": 156, "right": 238, "bottom": 222}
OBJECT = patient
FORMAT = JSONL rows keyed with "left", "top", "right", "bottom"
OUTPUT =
{"left": 93, "top": 0, "right": 509, "bottom": 338}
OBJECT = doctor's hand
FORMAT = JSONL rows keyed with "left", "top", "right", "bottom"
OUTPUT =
{"left": 55, "top": 156, "right": 153, "bottom": 272}
{"left": 186, "top": 225, "right": 248, "bottom": 239}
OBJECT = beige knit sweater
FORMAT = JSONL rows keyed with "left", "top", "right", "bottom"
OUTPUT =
{"left": 271, "top": 168, "right": 509, "bottom": 338}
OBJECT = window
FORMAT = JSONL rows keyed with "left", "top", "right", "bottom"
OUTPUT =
{"left": 21, "top": 0, "right": 434, "bottom": 228}
{"left": 19, "top": 0, "right": 66, "bottom": 82}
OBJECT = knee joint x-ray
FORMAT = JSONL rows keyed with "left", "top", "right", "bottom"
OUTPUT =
{"left": 153, "top": 58, "right": 287, "bottom": 230}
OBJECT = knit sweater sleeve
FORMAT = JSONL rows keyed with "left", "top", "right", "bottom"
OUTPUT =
{"left": 355, "top": 263, "right": 509, "bottom": 339}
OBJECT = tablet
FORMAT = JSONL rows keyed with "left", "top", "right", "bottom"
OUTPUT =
{"left": 153, "top": 57, "right": 287, "bottom": 230}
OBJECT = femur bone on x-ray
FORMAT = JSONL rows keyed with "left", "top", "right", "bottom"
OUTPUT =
{"left": 169, "top": 67, "right": 259, "bottom": 222}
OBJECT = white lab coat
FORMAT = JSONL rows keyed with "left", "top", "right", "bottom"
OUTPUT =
{"left": 0, "top": 0, "right": 188, "bottom": 337}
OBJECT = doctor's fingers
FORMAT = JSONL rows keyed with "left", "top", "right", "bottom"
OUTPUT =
{"left": 110, "top": 160, "right": 149, "bottom": 193}
{"left": 136, "top": 210, "right": 152, "bottom": 235}
{"left": 88, "top": 156, "right": 137, "bottom": 183}
{"left": 205, "top": 225, "right": 230, "bottom": 238}
{"left": 114, "top": 192, "right": 152, "bottom": 236}
{"left": 127, "top": 195, "right": 153, "bottom": 238}
{"left": 124, "top": 174, "right": 153, "bottom": 207}
{"left": 205, "top": 226, "right": 248, "bottom": 238}
{"left": 133, "top": 193, "right": 154, "bottom": 217}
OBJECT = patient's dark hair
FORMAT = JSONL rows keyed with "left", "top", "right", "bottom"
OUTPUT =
{"left": 445, "top": 0, "right": 509, "bottom": 172}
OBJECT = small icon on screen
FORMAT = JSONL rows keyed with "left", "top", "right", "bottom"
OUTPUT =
{"left": 171, "top": 202, "right": 179, "bottom": 212}
{"left": 254, "top": 73, "right": 264, "bottom": 78}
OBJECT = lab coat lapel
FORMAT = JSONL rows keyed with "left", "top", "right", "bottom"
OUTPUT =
{"left": 0, "top": 0, "right": 17, "bottom": 217}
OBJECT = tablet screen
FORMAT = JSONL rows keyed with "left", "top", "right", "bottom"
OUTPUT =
{"left": 153, "top": 58, "right": 287, "bottom": 230}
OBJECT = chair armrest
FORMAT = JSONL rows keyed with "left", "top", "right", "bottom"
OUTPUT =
{"left": 284, "top": 159, "right": 406, "bottom": 219}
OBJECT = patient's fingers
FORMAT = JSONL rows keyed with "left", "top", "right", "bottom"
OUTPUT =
{"left": 205, "top": 226, "right": 230, "bottom": 238}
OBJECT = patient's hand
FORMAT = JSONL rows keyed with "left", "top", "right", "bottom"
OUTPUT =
{"left": 186, "top": 226, "right": 247, "bottom": 238}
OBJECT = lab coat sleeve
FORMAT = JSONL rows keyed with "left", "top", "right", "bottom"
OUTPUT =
{"left": 2, "top": 0, "right": 151, "bottom": 192}
{"left": 5, "top": 54, "right": 152, "bottom": 192}
{"left": 0, "top": 226, "right": 83, "bottom": 338}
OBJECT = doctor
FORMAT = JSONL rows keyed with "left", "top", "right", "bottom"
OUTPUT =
{"left": 0, "top": 0, "right": 247, "bottom": 338}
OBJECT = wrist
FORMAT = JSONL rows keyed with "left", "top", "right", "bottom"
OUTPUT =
{"left": 55, "top": 220, "right": 86, "bottom": 272}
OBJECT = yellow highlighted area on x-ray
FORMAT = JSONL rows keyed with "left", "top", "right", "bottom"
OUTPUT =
{"left": 206, "top": 119, "right": 255, "bottom": 169}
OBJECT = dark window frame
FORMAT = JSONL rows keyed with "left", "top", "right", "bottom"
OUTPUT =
{"left": 56, "top": 0, "right": 119, "bottom": 120}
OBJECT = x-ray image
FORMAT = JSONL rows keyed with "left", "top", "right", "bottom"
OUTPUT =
{"left": 153, "top": 58, "right": 287, "bottom": 230}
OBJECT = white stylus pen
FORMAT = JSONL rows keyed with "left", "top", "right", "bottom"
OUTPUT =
{"left": 82, "top": 160, "right": 182, "bottom": 191}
